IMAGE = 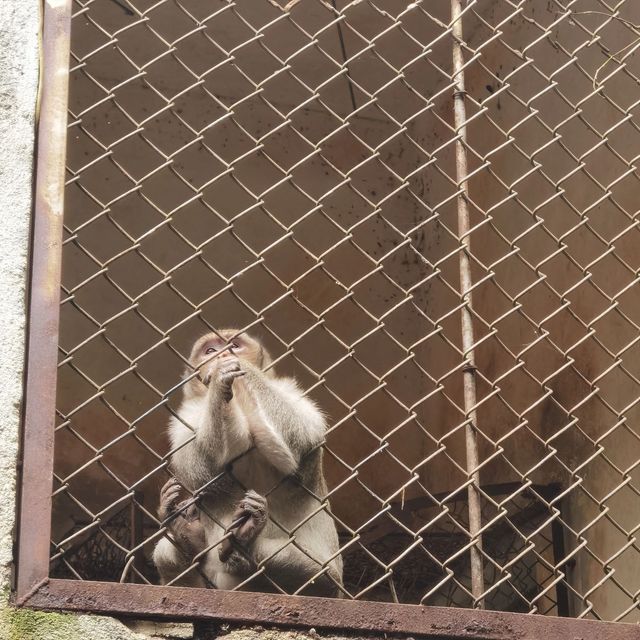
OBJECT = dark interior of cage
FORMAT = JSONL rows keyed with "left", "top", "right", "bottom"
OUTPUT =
{"left": 50, "top": 0, "right": 640, "bottom": 619}
{"left": 51, "top": 482, "right": 565, "bottom": 611}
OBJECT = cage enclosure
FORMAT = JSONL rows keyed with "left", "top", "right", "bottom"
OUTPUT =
{"left": 48, "top": 0, "right": 640, "bottom": 623}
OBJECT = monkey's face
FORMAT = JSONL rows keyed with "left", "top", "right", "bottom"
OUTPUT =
{"left": 185, "top": 330, "right": 272, "bottom": 395}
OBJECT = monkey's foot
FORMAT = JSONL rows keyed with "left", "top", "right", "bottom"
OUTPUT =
{"left": 158, "top": 477, "right": 182, "bottom": 521}
{"left": 203, "top": 357, "right": 245, "bottom": 402}
{"left": 232, "top": 490, "right": 268, "bottom": 542}
{"left": 158, "top": 478, "right": 206, "bottom": 558}
{"left": 173, "top": 499, "right": 206, "bottom": 558}
{"left": 218, "top": 490, "right": 268, "bottom": 562}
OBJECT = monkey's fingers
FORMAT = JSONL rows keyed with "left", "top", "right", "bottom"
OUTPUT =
{"left": 158, "top": 503, "right": 179, "bottom": 522}
{"left": 236, "top": 501, "right": 267, "bottom": 521}
{"left": 158, "top": 479, "right": 183, "bottom": 520}
{"left": 243, "top": 489, "right": 266, "bottom": 503}
{"left": 201, "top": 356, "right": 241, "bottom": 387}
{"left": 239, "top": 491, "right": 268, "bottom": 516}
{"left": 160, "top": 477, "right": 180, "bottom": 496}
{"left": 231, "top": 500, "right": 267, "bottom": 544}
{"left": 226, "top": 511, "right": 251, "bottom": 533}
{"left": 220, "top": 370, "right": 245, "bottom": 383}
{"left": 201, "top": 357, "right": 229, "bottom": 386}
{"left": 220, "top": 357, "right": 241, "bottom": 371}
{"left": 220, "top": 369, "right": 245, "bottom": 402}
{"left": 160, "top": 483, "right": 182, "bottom": 506}
{"left": 234, "top": 518, "right": 263, "bottom": 544}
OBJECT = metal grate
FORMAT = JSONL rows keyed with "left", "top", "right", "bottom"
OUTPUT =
{"left": 18, "top": 0, "right": 640, "bottom": 632}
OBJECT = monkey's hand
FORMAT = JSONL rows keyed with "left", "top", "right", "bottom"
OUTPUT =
{"left": 202, "top": 357, "right": 245, "bottom": 403}
{"left": 218, "top": 490, "right": 268, "bottom": 563}
{"left": 158, "top": 478, "right": 206, "bottom": 559}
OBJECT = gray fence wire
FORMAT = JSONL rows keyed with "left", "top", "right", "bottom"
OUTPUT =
{"left": 49, "top": 0, "right": 640, "bottom": 623}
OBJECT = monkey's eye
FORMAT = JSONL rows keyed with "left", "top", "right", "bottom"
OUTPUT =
{"left": 231, "top": 342, "right": 241, "bottom": 350}
{"left": 205, "top": 347, "right": 216, "bottom": 355}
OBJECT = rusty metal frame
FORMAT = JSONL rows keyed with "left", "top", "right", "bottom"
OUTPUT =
{"left": 17, "top": 581, "right": 640, "bottom": 640}
{"left": 16, "top": 0, "right": 73, "bottom": 602}
{"left": 12, "top": 1, "right": 640, "bottom": 639}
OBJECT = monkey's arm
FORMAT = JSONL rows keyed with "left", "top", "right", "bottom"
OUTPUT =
{"left": 240, "top": 364, "right": 326, "bottom": 475}
{"left": 192, "top": 358, "right": 251, "bottom": 467}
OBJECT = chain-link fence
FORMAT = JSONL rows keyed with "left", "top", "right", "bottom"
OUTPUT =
{"left": 45, "top": 0, "right": 640, "bottom": 624}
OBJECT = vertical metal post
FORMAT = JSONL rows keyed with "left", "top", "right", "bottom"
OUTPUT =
{"left": 16, "top": 0, "right": 72, "bottom": 601}
{"left": 450, "top": 0, "right": 485, "bottom": 608}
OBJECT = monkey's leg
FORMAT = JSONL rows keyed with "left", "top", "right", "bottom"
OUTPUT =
{"left": 255, "top": 537, "right": 343, "bottom": 597}
{"left": 238, "top": 362, "right": 326, "bottom": 475}
{"left": 218, "top": 490, "right": 268, "bottom": 576}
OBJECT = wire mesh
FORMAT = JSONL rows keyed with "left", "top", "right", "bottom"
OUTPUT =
{"left": 47, "top": 0, "right": 640, "bottom": 623}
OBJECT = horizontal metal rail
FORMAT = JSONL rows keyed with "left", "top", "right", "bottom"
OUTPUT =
{"left": 20, "top": 579, "right": 640, "bottom": 640}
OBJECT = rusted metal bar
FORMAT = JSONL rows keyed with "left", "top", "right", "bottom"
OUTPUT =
{"left": 15, "top": 0, "right": 72, "bottom": 602}
{"left": 450, "top": 0, "right": 485, "bottom": 608}
{"left": 21, "top": 579, "right": 640, "bottom": 640}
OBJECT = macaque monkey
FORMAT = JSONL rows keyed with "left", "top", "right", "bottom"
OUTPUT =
{"left": 153, "top": 330, "right": 343, "bottom": 596}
